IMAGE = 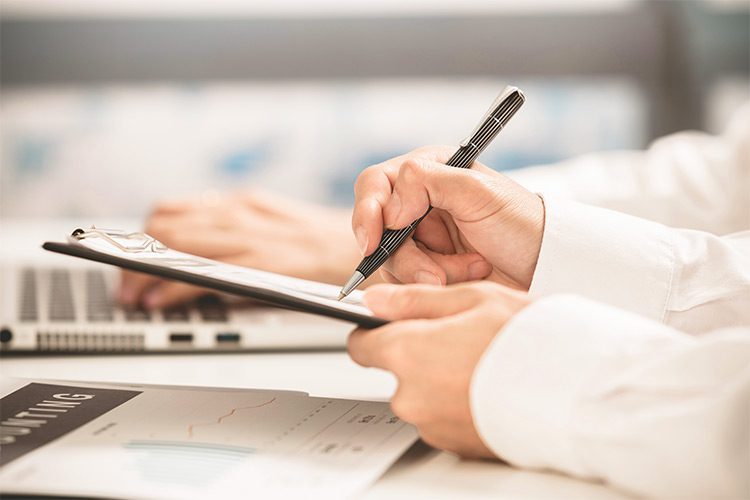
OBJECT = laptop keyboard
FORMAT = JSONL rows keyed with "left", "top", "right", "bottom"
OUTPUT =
{"left": 19, "top": 268, "right": 228, "bottom": 323}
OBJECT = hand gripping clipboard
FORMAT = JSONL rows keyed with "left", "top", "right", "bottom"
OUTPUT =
{"left": 43, "top": 227, "right": 387, "bottom": 329}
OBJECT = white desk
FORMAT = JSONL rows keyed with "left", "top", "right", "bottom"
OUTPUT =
{"left": 0, "top": 219, "right": 630, "bottom": 499}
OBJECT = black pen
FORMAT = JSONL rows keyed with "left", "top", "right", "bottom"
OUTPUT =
{"left": 338, "top": 86, "right": 525, "bottom": 300}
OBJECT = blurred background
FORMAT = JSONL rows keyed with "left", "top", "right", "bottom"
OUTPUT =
{"left": 1, "top": 0, "right": 748, "bottom": 220}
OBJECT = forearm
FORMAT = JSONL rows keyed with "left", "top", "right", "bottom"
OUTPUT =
{"left": 529, "top": 197, "right": 750, "bottom": 331}
{"left": 471, "top": 295, "right": 750, "bottom": 498}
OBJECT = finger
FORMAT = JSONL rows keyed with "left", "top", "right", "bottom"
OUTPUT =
{"left": 119, "top": 270, "right": 160, "bottom": 306}
{"left": 352, "top": 165, "right": 393, "bottom": 256}
{"left": 362, "top": 283, "right": 487, "bottom": 320}
{"left": 347, "top": 326, "right": 389, "bottom": 369}
{"left": 141, "top": 281, "right": 211, "bottom": 310}
{"left": 350, "top": 147, "right": 477, "bottom": 257}
{"left": 382, "top": 238, "right": 490, "bottom": 285}
{"left": 383, "top": 158, "right": 505, "bottom": 229}
{"left": 424, "top": 249, "right": 492, "bottom": 283}
{"left": 347, "top": 321, "right": 424, "bottom": 370}
{"left": 145, "top": 210, "right": 259, "bottom": 257}
{"left": 381, "top": 238, "right": 444, "bottom": 285}
{"left": 351, "top": 196, "right": 384, "bottom": 257}
{"left": 410, "top": 211, "right": 455, "bottom": 254}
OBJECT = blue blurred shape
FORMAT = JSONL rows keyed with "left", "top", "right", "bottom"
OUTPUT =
{"left": 14, "top": 137, "right": 53, "bottom": 177}
{"left": 218, "top": 144, "right": 270, "bottom": 178}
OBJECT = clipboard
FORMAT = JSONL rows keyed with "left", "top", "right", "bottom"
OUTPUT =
{"left": 43, "top": 227, "right": 387, "bottom": 329}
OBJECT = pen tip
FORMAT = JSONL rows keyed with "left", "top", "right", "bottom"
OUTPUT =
{"left": 337, "top": 292, "right": 346, "bottom": 302}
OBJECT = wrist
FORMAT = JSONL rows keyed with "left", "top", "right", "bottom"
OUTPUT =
{"left": 497, "top": 189, "right": 545, "bottom": 290}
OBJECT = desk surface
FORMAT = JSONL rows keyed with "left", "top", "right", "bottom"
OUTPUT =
{"left": 1, "top": 218, "right": 630, "bottom": 499}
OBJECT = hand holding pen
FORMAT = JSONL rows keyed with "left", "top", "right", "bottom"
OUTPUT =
{"left": 340, "top": 87, "right": 543, "bottom": 299}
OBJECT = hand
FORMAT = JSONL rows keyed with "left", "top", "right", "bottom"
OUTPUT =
{"left": 347, "top": 281, "right": 530, "bottom": 458}
{"left": 120, "top": 190, "right": 371, "bottom": 309}
{"left": 351, "top": 146, "right": 544, "bottom": 289}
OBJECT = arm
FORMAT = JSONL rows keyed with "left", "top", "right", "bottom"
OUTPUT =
{"left": 471, "top": 295, "right": 750, "bottom": 498}
{"left": 469, "top": 198, "right": 750, "bottom": 496}
{"left": 347, "top": 281, "right": 750, "bottom": 498}
{"left": 530, "top": 198, "right": 750, "bottom": 332}
{"left": 509, "top": 102, "right": 750, "bottom": 234}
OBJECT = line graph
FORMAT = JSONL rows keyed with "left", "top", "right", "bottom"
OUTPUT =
{"left": 186, "top": 397, "right": 277, "bottom": 438}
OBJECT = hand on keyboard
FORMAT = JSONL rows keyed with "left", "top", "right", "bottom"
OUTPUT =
{"left": 119, "top": 190, "right": 369, "bottom": 309}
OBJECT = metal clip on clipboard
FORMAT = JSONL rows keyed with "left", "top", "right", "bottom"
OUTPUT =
{"left": 70, "top": 226, "right": 168, "bottom": 253}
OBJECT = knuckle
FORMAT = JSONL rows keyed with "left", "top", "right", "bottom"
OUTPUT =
{"left": 354, "top": 165, "right": 380, "bottom": 192}
{"left": 399, "top": 158, "right": 425, "bottom": 180}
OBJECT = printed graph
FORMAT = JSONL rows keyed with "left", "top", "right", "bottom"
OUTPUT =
{"left": 186, "top": 397, "right": 277, "bottom": 438}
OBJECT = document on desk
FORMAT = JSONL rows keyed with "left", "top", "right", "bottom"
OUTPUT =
{"left": 0, "top": 378, "right": 417, "bottom": 499}
{"left": 43, "top": 230, "right": 386, "bottom": 328}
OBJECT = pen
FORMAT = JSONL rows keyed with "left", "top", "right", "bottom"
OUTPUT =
{"left": 338, "top": 85, "right": 526, "bottom": 300}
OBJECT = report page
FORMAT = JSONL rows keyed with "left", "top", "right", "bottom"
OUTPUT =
{"left": 0, "top": 378, "right": 417, "bottom": 499}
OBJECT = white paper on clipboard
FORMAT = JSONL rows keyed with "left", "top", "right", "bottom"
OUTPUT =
{"left": 70, "top": 229, "right": 374, "bottom": 318}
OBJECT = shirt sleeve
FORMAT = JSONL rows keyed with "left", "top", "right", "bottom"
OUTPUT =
{"left": 529, "top": 198, "right": 750, "bottom": 333}
{"left": 470, "top": 295, "right": 750, "bottom": 498}
{"left": 507, "top": 102, "right": 750, "bottom": 235}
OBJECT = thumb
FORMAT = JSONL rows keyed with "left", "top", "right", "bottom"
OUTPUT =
{"left": 383, "top": 158, "right": 509, "bottom": 229}
{"left": 363, "top": 283, "right": 486, "bottom": 320}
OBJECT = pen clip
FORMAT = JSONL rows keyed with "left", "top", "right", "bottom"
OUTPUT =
{"left": 460, "top": 85, "right": 520, "bottom": 147}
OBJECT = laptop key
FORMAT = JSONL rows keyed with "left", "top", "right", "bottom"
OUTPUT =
{"left": 19, "top": 268, "right": 38, "bottom": 322}
{"left": 163, "top": 307, "right": 190, "bottom": 322}
{"left": 86, "top": 270, "right": 114, "bottom": 321}
{"left": 48, "top": 269, "right": 76, "bottom": 322}
{"left": 124, "top": 307, "right": 151, "bottom": 322}
{"left": 196, "top": 295, "right": 228, "bottom": 322}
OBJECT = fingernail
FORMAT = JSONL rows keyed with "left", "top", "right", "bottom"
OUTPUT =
{"left": 355, "top": 226, "right": 368, "bottom": 256}
{"left": 468, "top": 260, "right": 492, "bottom": 280}
{"left": 415, "top": 271, "right": 442, "bottom": 286}
{"left": 143, "top": 290, "right": 162, "bottom": 309}
{"left": 385, "top": 192, "right": 402, "bottom": 227}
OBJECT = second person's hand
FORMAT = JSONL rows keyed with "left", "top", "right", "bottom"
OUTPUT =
{"left": 351, "top": 146, "right": 545, "bottom": 290}
{"left": 120, "top": 190, "right": 369, "bottom": 309}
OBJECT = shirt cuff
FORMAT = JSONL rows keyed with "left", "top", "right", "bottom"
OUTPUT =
{"left": 469, "top": 294, "right": 688, "bottom": 478}
{"left": 529, "top": 197, "right": 675, "bottom": 322}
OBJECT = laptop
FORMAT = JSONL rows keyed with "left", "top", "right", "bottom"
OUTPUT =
{"left": 0, "top": 264, "right": 351, "bottom": 354}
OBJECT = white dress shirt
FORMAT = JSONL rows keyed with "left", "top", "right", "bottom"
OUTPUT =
{"left": 470, "top": 104, "right": 750, "bottom": 498}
